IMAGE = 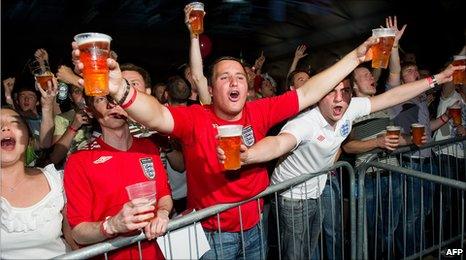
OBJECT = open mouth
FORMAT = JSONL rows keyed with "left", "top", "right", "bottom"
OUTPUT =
{"left": 109, "top": 112, "right": 127, "bottom": 120}
{"left": 333, "top": 105, "right": 343, "bottom": 116}
{"left": 1, "top": 137, "right": 16, "bottom": 151}
{"left": 228, "top": 90, "right": 240, "bottom": 102}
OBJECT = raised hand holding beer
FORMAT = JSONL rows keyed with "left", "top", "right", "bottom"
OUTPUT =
{"left": 355, "top": 36, "right": 379, "bottom": 63}
{"left": 184, "top": 2, "right": 205, "bottom": 37}
{"left": 71, "top": 39, "right": 126, "bottom": 99}
{"left": 73, "top": 33, "right": 112, "bottom": 96}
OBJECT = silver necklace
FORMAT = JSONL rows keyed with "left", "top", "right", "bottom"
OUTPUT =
{"left": 4, "top": 176, "right": 27, "bottom": 193}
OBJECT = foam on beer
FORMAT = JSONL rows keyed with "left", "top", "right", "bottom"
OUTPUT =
{"left": 411, "top": 123, "right": 424, "bottom": 128}
{"left": 74, "top": 32, "right": 112, "bottom": 45}
{"left": 386, "top": 126, "right": 400, "bottom": 131}
{"left": 217, "top": 125, "right": 243, "bottom": 137}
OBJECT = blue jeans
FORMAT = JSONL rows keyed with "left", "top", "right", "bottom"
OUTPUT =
{"left": 397, "top": 157, "right": 437, "bottom": 256}
{"left": 365, "top": 171, "right": 402, "bottom": 258}
{"left": 202, "top": 223, "right": 266, "bottom": 260}
{"left": 273, "top": 195, "right": 322, "bottom": 260}
{"left": 312, "top": 174, "right": 343, "bottom": 260}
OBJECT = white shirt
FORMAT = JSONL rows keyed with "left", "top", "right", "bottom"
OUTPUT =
{"left": 434, "top": 91, "right": 465, "bottom": 158}
{"left": 1, "top": 164, "right": 68, "bottom": 259}
{"left": 271, "top": 97, "right": 371, "bottom": 199}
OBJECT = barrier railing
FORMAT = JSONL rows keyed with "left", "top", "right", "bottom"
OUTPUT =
{"left": 357, "top": 136, "right": 466, "bottom": 260}
{"left": 54, "top": 161, "right": 356, "bottom": 260}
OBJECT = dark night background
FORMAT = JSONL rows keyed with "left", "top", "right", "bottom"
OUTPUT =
{"left": 1, "top": 0, "right": 465, "bottom": 87}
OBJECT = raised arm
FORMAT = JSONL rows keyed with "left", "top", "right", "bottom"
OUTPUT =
{"left": 37, "top": 78, "right": 58, "bottom": 149}
{"left": 2, "top": 77, "right": 15, "bottom": 107}
{"left": 296, "top": 37, "right": 378, "bottom": 111}
{"left": 287, "top": 44, "right": 308, "bottom": 76}
{"left": 185, "top": 5, "right": 211, "bottom": 105}
{"left": 369, "top": 64, "right": 465, "bottom": 113}
{"left": 386, "top": 16, "right": 407, "bottom": 87}
{"left": 72, "top": 43, "right": 174, "bottom": 134}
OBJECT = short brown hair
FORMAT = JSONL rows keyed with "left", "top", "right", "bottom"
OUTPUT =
{"left": 120, "top": 63, "right": 152, "bottom": 89}
{"left": 208, "top": 56, "right": 246, "bottom": 86}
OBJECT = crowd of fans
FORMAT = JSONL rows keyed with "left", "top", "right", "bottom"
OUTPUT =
{"left": 1, "top": 6, "right": 465, "bottom": 260}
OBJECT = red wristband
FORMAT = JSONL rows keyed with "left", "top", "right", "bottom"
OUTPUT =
{"left": 68, "top": 125, "right": 78, "bottom": 133}
{"left": 121, "top": 87, "right": 137, "bottom": 109}
{"left": 99, "top": 216, "right": 116, "bottom": 238}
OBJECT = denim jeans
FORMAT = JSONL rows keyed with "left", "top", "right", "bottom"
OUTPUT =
{"left": 365, "top": 171, "right": 402, "bottom": 259}
{"left": 202, "top": 223, "right": 267, "bottom": 260}
{"left": 396, "top": 157, "right": 438, "bottom": 257}
{"left": 312, "top": 173, "right": 343, "bottom": 260}
{"left": 273, "top": 195, "right": 322, "bottom": 260}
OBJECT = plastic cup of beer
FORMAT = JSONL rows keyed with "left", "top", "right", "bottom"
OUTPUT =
{"left": 411, "top": 123, "right": 425, "bottom": 146}
{"left": 187, "top": 2, "right": 205, "bottom": 35}
{"left": 448, "top": 106, "right": 462, "bottom": 126}
{"left": 371, "top": 28, "right": 396, "bottom": 69}
{"left": 28, "top": 60, "right": 53, "bottom": 90}
{"left": 74, "top": 32, "right": 112, "bottom": 96}
{"left": 386, "top": 125, "right": 401, "bottom": 137}
{"left": 452, "top": 55, "right": 466, "bottom": 85}
{"left": 217, "top": 125, "right": 243, "bottom": 170}
{"left": 126, "top": 181, "right": 156, "bottom": 221}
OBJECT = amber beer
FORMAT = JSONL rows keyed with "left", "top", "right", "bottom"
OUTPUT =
{"left": 411, "top": 123, "right": 425, "bottom": 146}
{"left": 29, "top": 60, "right": 53, "bottom": 90}
{"left": 74, "top": 33, "right": 112, "bottom": 96}
{"left": 35, "top": 73, "right": 54, "bottom": 90}
{"left": 386, "top": 125, "right": 401, "bottom": 137}
{"left": 217, "top": 125, "right": 243, "bottom": 170}
{"left": 188, "top": 2, "right": 204, "bottom": 35}
{"left": 449, "top": 106, "right": 462, "bottom": 126}
{"left": 452, "top": 55, "right": 466, "bottom": 85}
{"left": 371, "top": 28, "right": 396, "bottom": 69}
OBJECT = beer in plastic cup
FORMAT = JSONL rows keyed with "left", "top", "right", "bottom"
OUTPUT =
{"left": 452, "top": 55, "right": 466, "bottom": 85}
{"left": 386, "top": 125, "right": 401, "bottom": 137}
{"left": 74, "top": 32, "right": 112, "bottom": 96}
{"left": 126, "top": 181, "right": 156, "bottom": 206}
{"left": 371, "top": 28, "right": 396, "bottom": 69}
{"left": 217, "top": 125, "right": 243, "bottom": 170}
{"left": 411, "top": 123, "right": 425, "bottom": 146}
{"left": 187, "top": 2, "right": 205, "bottom": 35}
{"left": 28, "top": 60, "right": 53, "bottom": 90}
{"left": 448, "top": 106, "right": 462, "bottom": 126}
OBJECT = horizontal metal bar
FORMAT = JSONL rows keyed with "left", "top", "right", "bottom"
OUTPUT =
{"left": 404, "top": 234, "right": 466, "bottom": 260}
{"left": 55, "top": 161, "right": 354, "bottom": 259}
{"left": 367, "top": 161, "right": 466, "bottom": 191}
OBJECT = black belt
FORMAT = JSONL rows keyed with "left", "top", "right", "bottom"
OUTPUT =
{"left": 402, "top": 156, "right": 430, "bottom": 164}
{"left": 366, "top": 170, "right": 391, "bottom": 177}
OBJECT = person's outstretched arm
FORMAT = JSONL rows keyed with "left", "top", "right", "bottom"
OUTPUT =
{"left": 296, "top": 37, "right": 378, "bottom": 111}
{"left": 369, "top": 64, "right": 465, "bottom": 113}
{"left": 72, "top": 43, "right": 174, "bottom": 134}
{"left": 185, "top": 5, "right": 211, "bottom": 105}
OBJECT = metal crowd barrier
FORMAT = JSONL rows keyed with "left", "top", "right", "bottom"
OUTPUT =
{"left": 357, "top": 136, "right": 466, "bottom": 260}
{"left": 54, "top": 161, "right": 357, "bottom": 259}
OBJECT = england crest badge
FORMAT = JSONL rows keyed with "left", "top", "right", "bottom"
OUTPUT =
{"left": 140, "top": 158, "right": 156, "bottom": 179}
{"left": 242, "top": 125, "right": 255, "bottom": 147}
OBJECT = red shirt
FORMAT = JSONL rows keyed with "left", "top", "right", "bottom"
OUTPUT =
{"left": 64, "top": 137, "right": 171, "bottom": 260}
{"left": 168, "top": 90, "right": 299, "bottom": 231}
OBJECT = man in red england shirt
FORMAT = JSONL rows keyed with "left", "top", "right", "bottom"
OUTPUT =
{"left": 72, "top": 36, "right": 377, "bottom": 258}
{"left": 64, "top": 95, "right": 172, "bottom": 260}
